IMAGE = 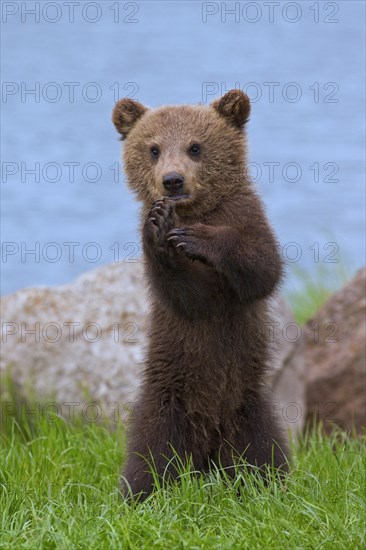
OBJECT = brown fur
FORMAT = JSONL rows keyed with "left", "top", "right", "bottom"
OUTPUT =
{"left": 112, "top": 90, "right": 288, "bottom": 500}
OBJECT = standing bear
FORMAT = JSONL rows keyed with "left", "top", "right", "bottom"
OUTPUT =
{"left": 112, "top": 90, "right": 288, "bottom": 500}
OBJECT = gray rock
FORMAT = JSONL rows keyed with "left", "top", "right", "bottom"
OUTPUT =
{"left": 1, "top": 262, "right": 147, "bottom": 422}
{"left": 302, "top": 267, "right": 366, "bottom": 434}
{"left": 268, "top": 294, "right": 306, "bottom": 437}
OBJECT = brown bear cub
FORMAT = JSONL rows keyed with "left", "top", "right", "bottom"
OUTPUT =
{"left": 112, "top": 90, "right": 288, "bottom": 500}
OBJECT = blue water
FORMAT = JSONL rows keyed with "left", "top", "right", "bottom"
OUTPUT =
{"left": 2, "top": 1, "right": 365, "bottom": 295}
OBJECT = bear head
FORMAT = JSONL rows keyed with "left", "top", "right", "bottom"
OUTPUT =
{"left": 112, "top": 90, "right": 250, "bottom": 216}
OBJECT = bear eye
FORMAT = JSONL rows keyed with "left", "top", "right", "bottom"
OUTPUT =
{"left": 150, "top": 145, "right": 160, "bottom": 159}
{"left": 189, "top": 143, "right": 201, "bottom": 156}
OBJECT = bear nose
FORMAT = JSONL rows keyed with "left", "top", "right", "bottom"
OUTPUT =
{"left": 163, "top": 172, "right": 184, "bottom": 193}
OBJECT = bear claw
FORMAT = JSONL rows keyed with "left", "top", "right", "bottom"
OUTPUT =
{"left": 167, "top": 229, "right": 206, "bottom": 262}
{"left": 144, "top": 199, "right": 177, "bottom": 249}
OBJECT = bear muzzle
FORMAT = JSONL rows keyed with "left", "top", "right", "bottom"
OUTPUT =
{"left": 162, "top": 172, "right": 185, "bottom": 196}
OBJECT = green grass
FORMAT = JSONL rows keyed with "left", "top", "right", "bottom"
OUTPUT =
{"left": 1, "top": 410, "right": 365, "bottom": 549}
{"left": 287, "top": 265, "right": 350, "bottom": 325}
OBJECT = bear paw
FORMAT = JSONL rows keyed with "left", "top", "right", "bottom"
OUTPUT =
{"left": 144, "top": 198, "right": 176, "bottom": 250}
{"left": 167, "top": 226, "right": 212, "bottom": 265}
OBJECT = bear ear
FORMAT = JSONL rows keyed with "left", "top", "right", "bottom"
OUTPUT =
{"left": 211, "top": 90, "right": 250, "bottom": 130}
{"left": 112, "top": 98, "right": 148, "bottom": 140}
